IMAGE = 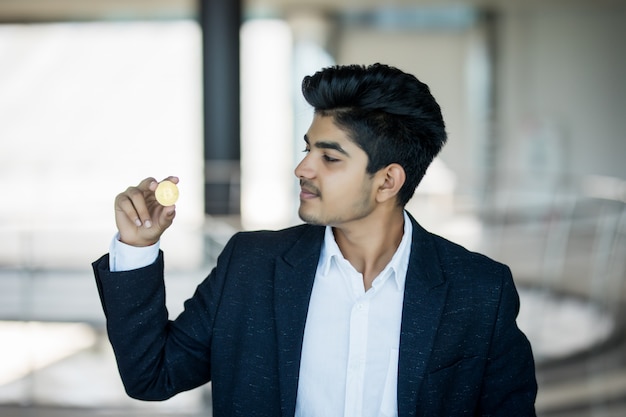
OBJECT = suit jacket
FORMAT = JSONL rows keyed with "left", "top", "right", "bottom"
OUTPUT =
{"left": 93, "top": 213, "right": 537, "bottom": 417}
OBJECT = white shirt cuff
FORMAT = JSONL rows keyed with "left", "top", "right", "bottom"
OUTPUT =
{"left": 109, "top": 233, "right": 160, "bottom": 272}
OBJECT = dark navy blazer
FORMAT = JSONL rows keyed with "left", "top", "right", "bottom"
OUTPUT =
{"left": 93, "top": 214, "right": 537, "bottom": 417}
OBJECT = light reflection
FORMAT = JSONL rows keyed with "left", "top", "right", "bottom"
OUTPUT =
{"left": 518, "top": 289, "right": 615, "bottom": 363}
{"left": 240, "top": 19, "right": 294, "bottom": 230}
{"left": 0, "top": 321, "right": 97, "bottom": 386}
{"left": 0, "top": 21, "right": 205, "bottom": 270}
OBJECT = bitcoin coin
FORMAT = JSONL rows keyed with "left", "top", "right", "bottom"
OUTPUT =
{"left": 155, "top": 180, "right": 179, "bottom": 206}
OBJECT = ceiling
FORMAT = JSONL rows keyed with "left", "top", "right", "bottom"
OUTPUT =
{"left": 0, "top": 0, "right": 622, "bottom": 22}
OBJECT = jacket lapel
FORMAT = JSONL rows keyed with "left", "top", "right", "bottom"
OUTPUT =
{"left": 273, "top": 225, "right": 325, "bottom": 417}
{"left": 398, "top": 215, "right": 449, "bottom": 417}
{"left": 270, "top": 218, "right": 448, "bottom": 417}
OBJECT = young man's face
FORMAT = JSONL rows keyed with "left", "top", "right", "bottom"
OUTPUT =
{"left": 295, "top": 113, "right": 379, "bottom": 227}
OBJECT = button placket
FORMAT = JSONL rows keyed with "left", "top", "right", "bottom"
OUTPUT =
{"left": 345, "top": 298, "right": 369, "bottom": 416}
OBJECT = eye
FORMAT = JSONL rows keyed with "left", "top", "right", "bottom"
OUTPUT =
{"left": 323, "top": 154, "right": 340, "bottom": 163}
{"left": 302, "top": 146, "right": 310, "bottom": 153}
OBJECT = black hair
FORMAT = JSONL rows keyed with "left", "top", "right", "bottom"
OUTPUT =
{"left": 301, "top": 63, "right": 447, "bottom": 206}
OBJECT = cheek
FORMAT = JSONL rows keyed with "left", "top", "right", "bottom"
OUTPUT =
{"left": 323, "top": 174, "right": 371, "bottom": 203}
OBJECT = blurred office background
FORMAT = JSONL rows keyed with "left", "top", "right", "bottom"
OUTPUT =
{"left": 0, "top": 0, "right": 625, "bottom": 415}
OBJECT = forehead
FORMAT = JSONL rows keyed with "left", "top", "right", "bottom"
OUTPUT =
{"left": 306, "top": 114, "right": 354, "bottom": 144}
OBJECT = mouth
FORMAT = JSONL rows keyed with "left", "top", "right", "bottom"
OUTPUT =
{"left": 299, "top": 181, "right": 320, "bottom": 199}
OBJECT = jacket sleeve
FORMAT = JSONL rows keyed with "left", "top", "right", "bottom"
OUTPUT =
{"left": 478, "top": 266, "right": 538, "bottom": 416}
{"left": 92, "top": 236, "right": 237, "bottom": 401}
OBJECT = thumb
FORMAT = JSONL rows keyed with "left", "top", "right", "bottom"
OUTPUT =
{"left": 158, "top": 205, "right": 177, "bottom": 230}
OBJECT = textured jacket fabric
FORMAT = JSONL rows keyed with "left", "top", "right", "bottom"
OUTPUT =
{"left": 93, "top": 214, "right": 537, "bottom": 417}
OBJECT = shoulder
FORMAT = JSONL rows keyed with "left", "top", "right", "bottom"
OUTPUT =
{"left": 209, "top": 223, "right": 324, "bottom": 288}
{"left": 408, "top": 214, "right": 512, "bottom": 290}
{"left": 225, "top": 223, "right": 324, "bottom": 257}
{"left": 431, "top": 232, "right": 510, "bottom": 277}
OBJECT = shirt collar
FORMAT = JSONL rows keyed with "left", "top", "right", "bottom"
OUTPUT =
{"left": 318, "top": 211, "right": 413, "bottom": 291}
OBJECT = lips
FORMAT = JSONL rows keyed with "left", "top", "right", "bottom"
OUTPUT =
{"left": 299, "top": 181, "right": 320, "bottom": 199}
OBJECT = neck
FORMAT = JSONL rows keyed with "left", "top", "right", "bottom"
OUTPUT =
{"left": 333, "top": 208, "right": 405, "bottom": 290}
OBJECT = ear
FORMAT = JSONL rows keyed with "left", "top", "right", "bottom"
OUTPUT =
{"left": 376, "top": 163, "right": 406, "bottom": 203}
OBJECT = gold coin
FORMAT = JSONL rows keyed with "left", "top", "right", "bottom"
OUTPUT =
{"left": 155, "top": 180, "right": 179, "bottom": 206}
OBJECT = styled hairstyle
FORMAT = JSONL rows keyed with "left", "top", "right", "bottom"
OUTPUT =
{"left": 301, "top": 63, "right": 447, "bottom": 206}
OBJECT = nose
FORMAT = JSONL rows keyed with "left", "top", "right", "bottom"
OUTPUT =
{"left": 294, "top": 153, "right": 314, "bottom": 179}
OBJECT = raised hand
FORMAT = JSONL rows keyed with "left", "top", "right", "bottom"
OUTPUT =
{"left": 114, "top": 176, "right": 179, "bottom": 247}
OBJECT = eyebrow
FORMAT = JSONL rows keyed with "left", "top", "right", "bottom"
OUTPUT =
{"left": 304, "top": 134, "right": 350, "bottom": 157}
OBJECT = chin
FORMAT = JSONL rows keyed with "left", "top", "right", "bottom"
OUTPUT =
{"left": 298, "top": 210, "right": 325, "bottom": 226}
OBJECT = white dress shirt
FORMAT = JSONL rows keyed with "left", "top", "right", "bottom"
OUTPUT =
{"left": 295, "top": 212, "right": 412, "bottom": 417}
{"left": 108, "top": 233, "right": 160, "bottom": 272}
{"left": 109, "top": 212, "right": 412, "bottom": 417}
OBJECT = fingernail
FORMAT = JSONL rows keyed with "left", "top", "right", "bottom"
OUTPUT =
{"left": 144, "top": 220, "right": 152, "bottom": 228}
{"left": 135, "top": 219, "right": 142, "bottom": 227}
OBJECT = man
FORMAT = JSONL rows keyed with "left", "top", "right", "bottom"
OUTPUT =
{"left": 93, "top": 63, "right": 537, "bottom": 416}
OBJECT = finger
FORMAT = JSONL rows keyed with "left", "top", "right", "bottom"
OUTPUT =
{"left": 126, "top": 186, "right": 153, "bottom": 228}
{"left": 157, "top": 205, "right": 177, "bottom": 230}
{"left": 138, "top": 177, "right": 158, "bottom": 192}
{"left": 164, "top": 175, "right": 179, "bottom": 184}
{"left": 115, "top": 192, "right": 143, "bottom": 227}
{"left": 149, "top": 176, "right": 179, "bottom": 192}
